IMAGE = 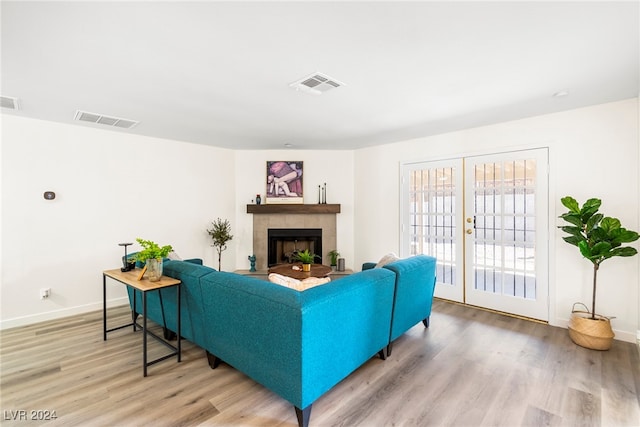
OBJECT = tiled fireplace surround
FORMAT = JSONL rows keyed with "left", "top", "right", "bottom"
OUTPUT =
{"left": 251, "top": 209, "right": 338, "bottom": 271}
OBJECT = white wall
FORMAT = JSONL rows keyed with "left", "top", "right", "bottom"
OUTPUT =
{"left": 233, "top": 150, "right": 355, "bottom": 271}
{"left": 1, "top": 116, "right": 235, "bottom": 328}
{"left": 354, "top": 99, "right": 639, "bottom": 343}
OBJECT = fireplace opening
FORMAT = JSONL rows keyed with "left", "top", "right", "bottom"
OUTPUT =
{"left": 268, "top": 228, "right": 322, "bottom": 267}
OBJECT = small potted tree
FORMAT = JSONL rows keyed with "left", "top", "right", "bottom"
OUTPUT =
{"left": 207, "top": 218, "right": 233, "bottom": 271}
{"left": 130, "top": 238, "right": 173, "bottom": 282}
{"left": 558, "top": 196, "right": 638, "bottom": 350}
{"left": 294, "top": 249, "right": 315, "bottom": 272}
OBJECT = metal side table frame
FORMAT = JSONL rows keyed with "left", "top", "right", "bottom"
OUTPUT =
{"left": 103, "top": 268, "right": 181, "bottom": 377}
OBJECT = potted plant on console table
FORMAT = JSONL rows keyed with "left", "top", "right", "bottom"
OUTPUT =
{"left": 129, "top": 238, "right": 173, "bottom": 282}
{"left": 294, "top": 249, "right": 315, "bottom": 272}
{"left": 558, "top": 196, "right": 638, "bottom": 350}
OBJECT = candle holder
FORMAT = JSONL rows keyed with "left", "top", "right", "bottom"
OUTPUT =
{"left": 119, "top": 242, "right": 133, "bottom": 272}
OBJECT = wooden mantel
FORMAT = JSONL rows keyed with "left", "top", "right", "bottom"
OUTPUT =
{"left": 246, "top": 204, "right": 341, "bottom": 214}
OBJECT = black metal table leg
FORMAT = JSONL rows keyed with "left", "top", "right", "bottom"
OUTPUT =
{"left": 103, "top": 274, "right": 107, "bottom": 341}
{"left": 132, "top": 291, "right": 137, "bottom": 332}
{"left": 143, "top": 290, "right": 148, "bottom": 377}
{"left": 177, "top": 286, "right": 181, "bottom": 362}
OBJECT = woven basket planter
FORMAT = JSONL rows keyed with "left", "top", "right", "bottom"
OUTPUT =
{"left": 567, "top": 303, "right": 614, "bottom": 351}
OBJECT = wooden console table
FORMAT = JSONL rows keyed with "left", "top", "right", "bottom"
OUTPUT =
{"left": 103, "top": 268, "right": 181, "bottom": 377}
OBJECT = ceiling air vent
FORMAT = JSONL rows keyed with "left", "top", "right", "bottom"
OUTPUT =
{"left": 1, "top": 96, "right": 20, "bottom": 110}
{"left": 289, "top": 72, "right": 344, "bottom": 95}
{"left": 74, "top": 110, "right": 139, "bottom": 129}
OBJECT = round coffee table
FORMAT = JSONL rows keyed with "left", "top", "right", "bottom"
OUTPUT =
{"left": 268, "top": 263, "right": 332, "bottom": 280}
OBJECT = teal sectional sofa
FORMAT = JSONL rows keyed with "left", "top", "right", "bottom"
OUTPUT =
{"left": 126, "top": 255, "right": 436, "bottom": 427}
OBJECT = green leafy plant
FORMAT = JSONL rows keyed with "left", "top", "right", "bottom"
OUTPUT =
{"left": 130, "top": 238, "right": 173, "bottom": 263}
{"left": 293, "top": 249, "right": 315, "bottom": 264}
{"left": 207, "top": 218, "right": 233, "bottom": 271}
{"left": 328, "top": 249, "right": 340, "bottom": 266}
{"left": 558, "top": 196, "right": 639, "bottom": 319}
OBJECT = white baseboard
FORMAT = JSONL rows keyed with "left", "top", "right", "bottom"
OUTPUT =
{"left": 0, "top": 297, "right": 129, "bottom": 330}
{"left": 610, "top": 328, "right": 636, "bottom": 344}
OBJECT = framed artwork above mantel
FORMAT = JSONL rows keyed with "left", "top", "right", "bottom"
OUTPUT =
{"left": 266, "top": 161, "right": 303, "bottom": 204}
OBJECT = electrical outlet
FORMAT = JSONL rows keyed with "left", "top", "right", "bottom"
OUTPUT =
{"left": 40, "top": 288, "right": 51, "bottom": 299}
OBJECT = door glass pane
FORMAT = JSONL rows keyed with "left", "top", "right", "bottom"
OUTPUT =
{"left": 472, "top": 159, "right": 537, "bottom": 299}
{"left": 409, "top": 166, "right": 456, "bottom": 286}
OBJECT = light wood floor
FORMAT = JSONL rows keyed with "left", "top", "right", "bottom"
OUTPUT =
{"left": 1, "top": 299, "right": 639, "bottom": 427}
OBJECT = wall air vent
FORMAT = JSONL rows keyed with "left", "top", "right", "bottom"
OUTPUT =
{"left": 1, "top": 96, "right": 20, "bottom": 110}
{"left": 74, "top": 110, "right": 139, "bottom": 129}
{"left": 289, "top": 72, "right": 344, "bottom": 95}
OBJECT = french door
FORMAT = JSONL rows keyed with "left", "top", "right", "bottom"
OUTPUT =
{"left": 401, "top": 148, "right": 549, "bottom": 321}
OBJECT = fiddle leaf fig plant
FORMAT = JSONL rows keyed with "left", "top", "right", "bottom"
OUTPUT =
{"left": 559, "top": 196, "right": 639, "bottom": 319}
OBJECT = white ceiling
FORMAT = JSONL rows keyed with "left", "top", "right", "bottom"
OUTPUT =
{"left": 2, "top": 1, "right": 638, "bottom": 150}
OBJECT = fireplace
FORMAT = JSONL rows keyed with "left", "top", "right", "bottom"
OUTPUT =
{"left": 249, "top": 205, "right": 339, "bottom": 271}
{"left": 268, "top": 228, "right": 322, "bottom": 267}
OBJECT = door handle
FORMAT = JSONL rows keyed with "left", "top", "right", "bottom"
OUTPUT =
{"left": 466, "top": 229, "right": 473, "bottom": 234}
{"left": 466, "top": 216, "right": 476, "bottom": 229}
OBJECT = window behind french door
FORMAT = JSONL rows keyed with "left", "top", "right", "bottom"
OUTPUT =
{"left": 401, "top": 148, "right": 549, "bottom": 321}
